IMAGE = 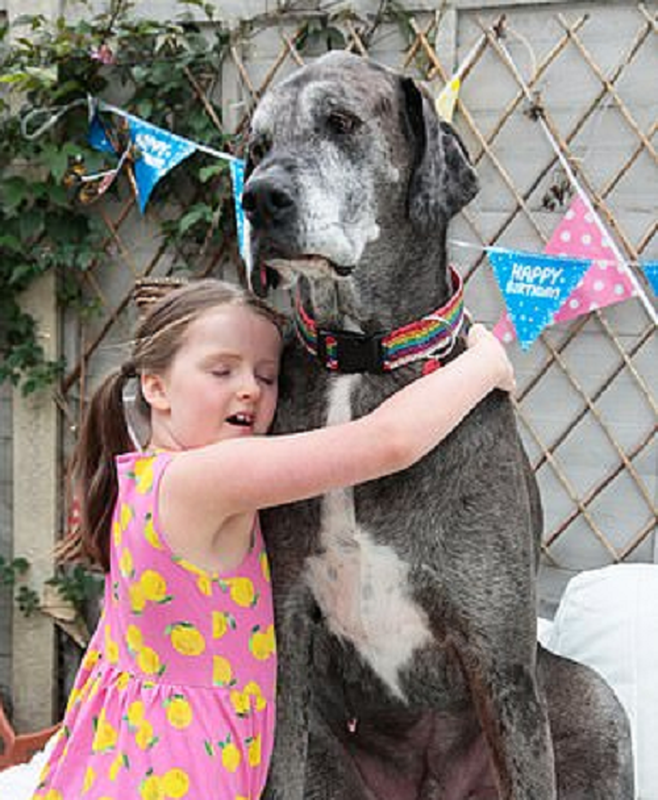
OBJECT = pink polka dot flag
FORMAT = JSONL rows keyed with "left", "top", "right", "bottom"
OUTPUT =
{"left": 493, "top": 195, "right": 637, "bottom": 343}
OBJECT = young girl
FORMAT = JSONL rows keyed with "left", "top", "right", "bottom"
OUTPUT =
{"left": 34, "top": 279, "right": 515, "bottom": 800}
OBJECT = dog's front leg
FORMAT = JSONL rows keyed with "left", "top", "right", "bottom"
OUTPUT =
{"left": 411, "top": 566, "right": 557, "bottom": 800}
{"left": 263, "top": 582, "right": 316, "bottom": 800}
{"left": 469, "top": 653, "right": 557, "bottom": 799}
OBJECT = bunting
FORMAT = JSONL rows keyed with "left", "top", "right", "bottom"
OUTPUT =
{"left": 85, "top": 103, "right": 247, "bottom": 252}
{"left": 230, "top": 159, "right": 247, "bottom": 260}
{"left": 488, "top": 250, "right": 591, "bottom": 350}
{"left": 435, "top": 77, "right": 461, "bottom": 124}
{"left": 642, "top": 263, "right": 658, "bottom": 296}
{"left": 494, "top": 195, "right": 647, "bottom": 345}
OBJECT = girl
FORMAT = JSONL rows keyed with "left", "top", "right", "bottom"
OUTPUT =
{"left": 34, "top": 279, "right": 514, "bottom": 800}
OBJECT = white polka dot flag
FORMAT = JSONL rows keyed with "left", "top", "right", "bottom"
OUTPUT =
{"left": 493, "top": 195, "right": 638, "bottom": 345}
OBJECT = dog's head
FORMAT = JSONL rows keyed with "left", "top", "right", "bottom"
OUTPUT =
{"left": 242, "top": 51, "right": 478, "bottom": 297}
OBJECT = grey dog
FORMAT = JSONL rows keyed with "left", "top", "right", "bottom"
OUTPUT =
{"left": 242, "top": 51, "right": 634, "bottom": 800}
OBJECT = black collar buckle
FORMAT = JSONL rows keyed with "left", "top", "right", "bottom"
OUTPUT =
{"left": 317, "top": 329, "right": 385, "bottom": 374}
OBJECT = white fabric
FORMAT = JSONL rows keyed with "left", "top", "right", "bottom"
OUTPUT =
{"left": 543, "top": 564, "right": 658, "bottom": 800}
{"left": 537, "top": 615, "right": 554, "bottom": 648}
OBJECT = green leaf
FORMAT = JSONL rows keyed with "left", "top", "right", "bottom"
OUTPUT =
{"left": 198, "top": 163, "right": 225, "bottom": 183}
{"left": 0, "top": 177, "right": 30, "bottom": 210}
{"left": 18, "top": 208, "right": 46, "bottom": 241}
{"left": 178, "top": 204, "right": 212, "bottom": 233}
{"left": 0, "top": 234, "right": 23, "bottom": 253}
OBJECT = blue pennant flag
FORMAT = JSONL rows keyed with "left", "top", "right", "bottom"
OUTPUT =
{"left": 488, "top": 250, "right": 591, "bottom": 350}
{"left": 126, "top": 116, "right": 198, "bottom": 212}
{"left": 88, "top": 112, "right": 117, "bottom": 154}
{"left": 642, "top": 262, "right": 658, "bottom": 296}
{"left": 230, "top": 159, "right": 247, "bottom": 260}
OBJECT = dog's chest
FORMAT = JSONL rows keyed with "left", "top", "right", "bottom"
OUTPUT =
{"left": 304, "top": 376, "right": 432, "bottom": 698}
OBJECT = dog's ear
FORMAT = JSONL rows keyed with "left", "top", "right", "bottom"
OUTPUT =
{"left": 400, "top": 76, "right": 479, "bottom": 229}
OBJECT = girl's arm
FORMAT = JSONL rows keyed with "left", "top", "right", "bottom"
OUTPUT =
{"left": 162, "top": 325, "right": 514, "bottom": 521}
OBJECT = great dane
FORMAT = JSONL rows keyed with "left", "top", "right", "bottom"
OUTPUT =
{"left": 242, "top": 51, "right": 634, "bottom": 800}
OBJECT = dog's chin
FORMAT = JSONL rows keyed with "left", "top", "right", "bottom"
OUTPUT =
{"left": 249, "top": 248, "right": 356, "bottom": 297}
{"left": 266, "top": 255, "right": 355, "bottom": 283}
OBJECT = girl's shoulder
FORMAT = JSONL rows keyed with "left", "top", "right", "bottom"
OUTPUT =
{"left": 115, "top": 449, "right": 174, "bottom": 469}
{"left": 115, "top": 450, "right": 175, "bottom": 495}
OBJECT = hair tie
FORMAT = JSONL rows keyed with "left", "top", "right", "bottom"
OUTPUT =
{"left": 120, "top": 362, "right": 137, "bottom": 380}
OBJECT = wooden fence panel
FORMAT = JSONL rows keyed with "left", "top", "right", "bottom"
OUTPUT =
{"left": 4, "top": 0, "right": 656, "bottom": 722}
{"left": 56, "top": 0, "right": 658, "bottom": 614}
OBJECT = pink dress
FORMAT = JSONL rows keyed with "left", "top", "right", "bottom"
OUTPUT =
{"left": 33, "top": 451, "right": 276, "bottom": 799}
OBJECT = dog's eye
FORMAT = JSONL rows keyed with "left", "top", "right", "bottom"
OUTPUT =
{"left": 326, "top": 111, "right": 361, "bottom": 136}
{"left": 247, "top": 138, "right": 271, "bottom": 170}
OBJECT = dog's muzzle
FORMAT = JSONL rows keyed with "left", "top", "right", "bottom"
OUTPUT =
{"left": 242, "top": 171, "right": 296, "bottom": 232}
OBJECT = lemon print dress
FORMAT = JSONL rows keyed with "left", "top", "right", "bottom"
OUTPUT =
{"left": 33, "top": 452, "right": 276, "bottom": 800}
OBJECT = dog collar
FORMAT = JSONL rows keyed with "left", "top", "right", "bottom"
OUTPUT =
{"left": 294, "top": 266, "right": 467, "bottom": 373}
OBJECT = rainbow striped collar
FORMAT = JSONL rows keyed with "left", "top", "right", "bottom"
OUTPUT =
{"left": 293, "top": 267, "right": 467, "bottom": 373}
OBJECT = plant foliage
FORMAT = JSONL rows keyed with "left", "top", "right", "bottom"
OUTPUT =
{"left": 0, "top": 0, "right": 236, "bottom": 394}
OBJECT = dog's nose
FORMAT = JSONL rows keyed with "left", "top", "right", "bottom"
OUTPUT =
{"left": 242, "top": 175, "right": 295, "bottom": 228}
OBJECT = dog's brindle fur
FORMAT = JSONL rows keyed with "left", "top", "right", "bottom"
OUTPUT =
{"left": 243, "top": 52, "right": 633, "bottom": 799}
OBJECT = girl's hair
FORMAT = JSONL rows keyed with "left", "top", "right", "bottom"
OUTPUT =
{"left": 61, "top": 279, "right": 286, "bottom": 571}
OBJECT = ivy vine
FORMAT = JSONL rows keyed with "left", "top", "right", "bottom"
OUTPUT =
{"left": 0, "top": 555, "right": 41, "bottom": 616}
{"left": 0, "top": 0, "right": 236, "bottom": 394}
{"left": 0, "top": 553, "right": 104, "bottom": 625}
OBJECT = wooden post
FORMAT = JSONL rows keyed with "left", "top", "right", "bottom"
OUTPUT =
{"left": 11, "top": 272, "right": 58, "bottom": 731}
{"left": 6, "top": 0, "right": 61, "bottom": 733}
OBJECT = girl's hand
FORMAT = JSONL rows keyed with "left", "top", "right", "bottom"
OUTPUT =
{"left": 466, "top": 323, "right": 516, "bottom": 394}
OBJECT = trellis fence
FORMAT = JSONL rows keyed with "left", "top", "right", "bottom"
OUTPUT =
{"left": 4, "top": 0, "right": 657, "bottom": 728}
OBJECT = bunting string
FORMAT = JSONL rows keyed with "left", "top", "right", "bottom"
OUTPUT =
{"left": 450, "top": 238, "right": 654, "bottom": 271}
{"left": 449, "top": 238, "right": 657, "bottom": 350}
{"left": 97, "top": 101, "right": 238, "bottom": 165}
{"left": 493, "top": 35, "right": 657, "bottom": 326}
{"left": 20, "top": 98, "right": 248, "bottom": 245}
{"left": 435, "top": 32, "right": 487, "bottom": 122}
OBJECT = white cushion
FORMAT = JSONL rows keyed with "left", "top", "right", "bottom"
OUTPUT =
{"left": 543, "top": 564, "right": 658, "bottom": 800}
{"left": 537, "top": 616, "right": 554, "bottom": 648}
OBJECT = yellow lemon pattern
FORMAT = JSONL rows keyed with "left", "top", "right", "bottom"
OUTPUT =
{"left": 108, "top": 751, "right": 128, "bottom": 781}
{"left": 140, "top": 569, "right": 172, "bottom": 604}
{"left": 91, "top": 709, "right": 118, "bottom": 753}
{"left": 219, "top": 577, "right": 259, "bottom": 608}
{"left": 162, "top": 767, "right": 190, "bottom": 798}
{"left": 131, "top": 457, "right": 154, "bottom": 494}
{"left": 165, "top": 694, "right": 193, "bottom": 730}
{"left": 247, "top": 734, "right": 262, "bottom": 768}
{"left": 167, "top": 622, "right": 206, "bottom": 656}
{"left": 35, "top": 452, "right": 275, "bottom": 799}
{"left": 104, "top": 625, "right": 120, "bottom": 665}
{"left": 212, "top": 655, "right": 236, "bottom": 688}
{"left": 212, "top": 610, "right": 236, "bottom": 640}
{"left": 248, "top": 625, "right": 276, "bottom": 661}
{"left": 143, "top": 512, "right": 162, "bottom": 550}
{"left": 219, "top": 735, "right": 242, "bottom": 773}
{"left": 119, "top": 548, "right": 135, "bottom": 579}
{"left": 126, "top": 624, "right": 144, "bottom": 653}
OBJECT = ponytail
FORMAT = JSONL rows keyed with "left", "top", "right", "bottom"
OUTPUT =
{"left": 60, "top": 367, "right": 136, "bottom": 571}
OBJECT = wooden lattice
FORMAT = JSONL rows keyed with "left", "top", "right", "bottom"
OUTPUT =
{"left": 60, "top": 2, "right": 657, "bottom": 608}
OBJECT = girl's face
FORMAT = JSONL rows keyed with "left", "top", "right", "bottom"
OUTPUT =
{"left": 144, "top": 304, "right": 282, "bottom": 451}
